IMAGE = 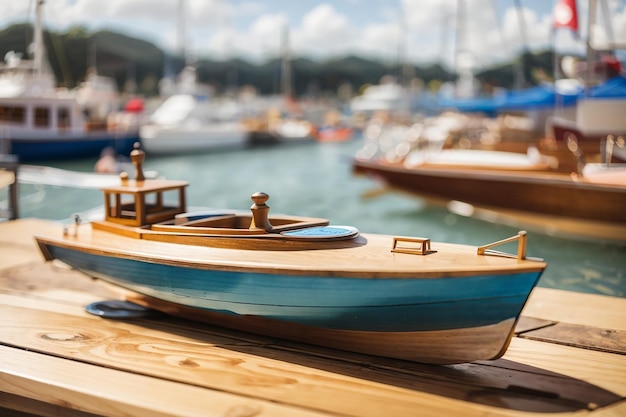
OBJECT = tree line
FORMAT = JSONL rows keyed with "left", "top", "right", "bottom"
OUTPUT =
{"left": 0, "top": 23, "right": 556, "bottom": 98}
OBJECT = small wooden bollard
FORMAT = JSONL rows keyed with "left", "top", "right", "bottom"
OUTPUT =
{"left": 249, "top": 192, "right": 273, "bottom": 232}
{"left": 130, "top": 142, "right": 145, "bottom": 182}
{"left": 391, "top": 236, "right": 431, "bottom": 255}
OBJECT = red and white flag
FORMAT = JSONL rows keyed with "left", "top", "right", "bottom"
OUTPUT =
{"left": 553, "top": 0, "right": 579, "bottom": 32}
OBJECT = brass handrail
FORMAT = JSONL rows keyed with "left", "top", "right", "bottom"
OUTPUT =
{"left": 477, "top": 231, "right": 539, "bottom": 261}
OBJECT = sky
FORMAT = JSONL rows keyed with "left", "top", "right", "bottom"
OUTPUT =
{"left": 1, "top": 0, "right": 625, "bottom": 70}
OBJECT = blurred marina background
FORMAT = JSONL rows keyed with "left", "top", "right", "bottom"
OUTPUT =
{"left": 1, "top": 0, "right": 625, "bottom": 297}
{"left": 13, "top": 139, "right": 626, "bottom": 298}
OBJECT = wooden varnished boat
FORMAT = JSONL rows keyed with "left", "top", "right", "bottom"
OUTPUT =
{"left": 352, "top": 155, "right": 626, "bottom": 243}
{"left": 35, "top": 143, "right": 547, "bottom": 364}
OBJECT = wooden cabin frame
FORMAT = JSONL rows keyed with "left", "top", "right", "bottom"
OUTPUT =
{"left": 102, "top": 179, "right": 188, "bottom": 227}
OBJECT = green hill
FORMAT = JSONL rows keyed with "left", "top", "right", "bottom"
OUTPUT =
{"left": 0, "top": 23, "right": 554, "bottom": 97}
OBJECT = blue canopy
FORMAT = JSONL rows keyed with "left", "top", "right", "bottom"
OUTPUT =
{"left": 439, "top": 75, "right": 626, "bottom": 116}
{"left": 587, "top": 75, "right": 626, "bottom": 98}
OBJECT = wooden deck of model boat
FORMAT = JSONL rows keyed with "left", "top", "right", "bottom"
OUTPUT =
{"left": 37, "top": 221, "right": 544, "bottom": 277}
{"left": 1, "top": 218, "right": 625, "bottom": 417}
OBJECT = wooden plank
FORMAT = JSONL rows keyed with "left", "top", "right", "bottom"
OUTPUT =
{"left": 0, "top": 261, "right": 121, "bottom": 304}
{"left": 1, "top": 392, "right": 102, "bottom": 417}
{"left": 0, "top": 243, "right": 45, "bottom": 271}
{"left": 0, "top": 302, "right": 500, "bottom": 417}
{"left": 522, "top": 288, "right": 626, "bottom": 331}
{"left": 504, "top": 338, "right": 626, "bottom": 396}
{"left": 519, "top": 321, "right": 626, "bottom": 355}
{"left": 0, "top": 219, "right": 60, "bottom": 248}
{"left": 0, "top": 220, "right": 55, "bottom": 270}
{"left": 515, "top": 316, "right": 555, "bottom": 333}
{"left": 515, "top": 316, "right": 626, "bottom": 355}
{"left": 0, "top": 297, "right": 624, "bottom": 416}
{"left": 0, "top": 346, "right": 332, "bottom": 417}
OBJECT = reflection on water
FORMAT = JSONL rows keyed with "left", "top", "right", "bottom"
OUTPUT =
{"left": 13, "top": 139, "right": 626, "bottom": 298}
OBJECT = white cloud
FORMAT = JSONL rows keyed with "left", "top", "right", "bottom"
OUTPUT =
{"left": 292, "top": 4, "right": 355, "bottom": 57}
{"left": 357, "top": 22, "right": 401, "bottom": 60}
{"left": 225, "top": 12, "right": 288, "bottom": 60}
{"left": 500, "top": 7, "right": 547, "bottom": 53}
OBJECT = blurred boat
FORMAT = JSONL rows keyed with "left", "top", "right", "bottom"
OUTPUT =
{"left": 317, "top": 126, "right": 353, "bottom": 142}
{"left": 271, "top": 116, "right": 316, "bottom": 144}
{"left": 353, "top": 150, "right": 626, "bottom": 242}
{"left": 243, "top": 26, "right": 316, "bottom": 147}
{"left": 438, "top": 57, "right": 626, "bottom": 165}
{"left": 245, "top": 105, "right": 316, "bottom": 146}
{"left": 139, "top": 94, "right": 248, "bottom": 155}
{"left": 548, "top": 0, "right": 626, "bottom": 162}
{"left": 549, "top": 74, "right": 626, "bottom": 163}
{"left": 316, "top": 110, "right": 353, "bottom": 142}
{"left": 0, "top": 2, "right": 139, "bottom": 162}
{"left": 34, "top": 144, "right": 547, "bottom": 365}
{"left": 350, "top": 78, "right": 420, "bottom": 117}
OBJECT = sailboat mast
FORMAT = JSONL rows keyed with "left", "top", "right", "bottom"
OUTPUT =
{"left": 513, "top": 0, "right": 528, "bottom": 89}
{"left": 33, "top": 0, "right": 44, "bottom": 76}
{"left": 396, "top": 6, "right": 407, "bottom": 88}
{"left": 586, "top": 0, "right": 596, "bottom": 88}
{"left": 454, "top": 0, "right": 476, "bottom": 98}
{"left": 454, "top": 0, "right": 465, "bottom": 77}
{"left": 280, "top": 21, "right": 293, "bottom": 99}
{"left": 177, "top": 0, "right": 187, "bottom": 63}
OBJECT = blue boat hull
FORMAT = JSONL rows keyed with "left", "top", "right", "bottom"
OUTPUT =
{"left": 46, "top": 245, "right": 541, "bottom": 333}
{"left": 8, "top": 134, "right": 140, "bottom": 162}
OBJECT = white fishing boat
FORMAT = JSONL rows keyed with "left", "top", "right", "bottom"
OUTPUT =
{"left": 0, "top": 2, "right": 139, "bottom": 162}
{"left": 139, "top": 94, "right": 248, "bottom": 155}
{"left": 140, "top": 64, "right": 248, "bottom": 156}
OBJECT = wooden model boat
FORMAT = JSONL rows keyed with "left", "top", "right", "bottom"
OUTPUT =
{"left": 35, "top": 143, "right": 547, "bottom": 364}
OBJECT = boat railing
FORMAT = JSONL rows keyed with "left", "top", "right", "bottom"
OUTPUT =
{"left": 477, "top": 231, "right": 543, "bottom": 261}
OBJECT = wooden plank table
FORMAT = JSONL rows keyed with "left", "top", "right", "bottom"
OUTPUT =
{"left": 1, "top": 218, "right": 625, "bottom": 417}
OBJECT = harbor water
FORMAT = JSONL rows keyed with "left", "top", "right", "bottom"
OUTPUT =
{"left": 11, "top": 137, "right": 626, "bottom": 298}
